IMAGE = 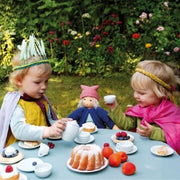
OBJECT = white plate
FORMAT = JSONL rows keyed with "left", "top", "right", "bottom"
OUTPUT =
{"left": 115, "top": 145, "right": 137, "bottom": 154}
{"left": 18, "top": 141, "right": 40, "bottom": 149}
{"left": 111, "top": 134, "right": 134, "bottom": 143}
{"left": 17, "top": 158, "right": 43, "bottom": 172}
{"left": 80, "top": 126, "right": 98, "bottom": 134}
{"left": 74, "top": 135, "right": 95, "bottom": 144}
{"left": 48, "top": 135, "right": 62, "bottom": 140}
{"left": 150, "top": 145, "right": 174, "bottom": 156}
{"left": 67, "top": 158, "right": 108, "bottom": 173}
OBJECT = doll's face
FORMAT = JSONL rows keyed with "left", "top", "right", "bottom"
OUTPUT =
{"left": 82, "top": 97, "right": 94, "bottom": 109}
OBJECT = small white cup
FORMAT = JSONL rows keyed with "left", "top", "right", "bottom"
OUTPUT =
{"left": 38, "top": 143, "right": 50, "bottom": 157}
{"left": 116, "top": 141, "right": 134, "bottom": 153}
{"left": 77, "top": 132, "right": 91, "bottom": 143}
{"left": 62, "top": 120, "right": 80, "bottom": 142}
{"left": 34, "top": 162, "right": 52, "bottom": 178}
{"left": 104, "top": 95, "right": 116, "bottom": 104}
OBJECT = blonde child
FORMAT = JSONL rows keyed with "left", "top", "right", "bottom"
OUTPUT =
{"left": 0, "top": 35, "right": 72, "bottom": 151}
{"left": 106, "top": 60, "right": 180, "bottom": 155}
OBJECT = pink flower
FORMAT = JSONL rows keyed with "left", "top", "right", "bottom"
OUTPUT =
{"left": 164, "top": 2, "right": 168, "bottom": 7}
{"left": 49, "top": 31, "right": 55, "bottom": 36}
{"left": 132, "top": 33, "right": 140, "bottom": 39}
{"left": 89, "top": 42, "right": 96, "bottom": 47}
{"left": 165, "top": 51, "right": 170, "bottom": 56}
{"left": 54, "top": 38, "right": 59, "bottom": 41}
{"left": 111, "top": 14, "right": 117, "bottom": 18}
{"left": 139, "top": 12, "right": 147, "bottom": 20}
{"left": 49, "top": 39, "right": 53, "bottom": 43}
{"left": 173, "top": 47, "right": 180, "bottom": 52}
{"left": 157, "top": 26, "right": 164, "bottom": 31}
{"left": 149, "top": 13, "right": 152, "bottom": 18}
{"left": 66, "top": 21, "right": 71, "bottom": 25}
{"left": 61, "top": 22, "right": 64, "bottom": 26}
{"left": 111, "top": 22, "right": 115, "bottom": 26}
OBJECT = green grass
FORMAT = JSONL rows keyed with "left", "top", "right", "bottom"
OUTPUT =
{"left": 0, "top": 73, "right": 180, "bottom": 118}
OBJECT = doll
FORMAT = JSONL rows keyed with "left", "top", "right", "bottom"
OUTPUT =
{"left": 68, "top": 85, "right": 119, "bottom": 130}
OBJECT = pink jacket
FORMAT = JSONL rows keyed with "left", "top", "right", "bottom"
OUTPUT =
{"left": 126, "top": 99, "right": 180, "bottom": 155}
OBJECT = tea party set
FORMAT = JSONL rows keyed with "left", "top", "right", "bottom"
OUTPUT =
{"left": 0, "top": 95, "right": 173, "bottom": 179}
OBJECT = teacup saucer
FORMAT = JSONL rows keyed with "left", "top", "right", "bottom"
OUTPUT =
{"left": 115, "top": 145, "right": 137, "bottom": 154}
{"left": 74, "top": 135, "right": 95, "bottom": 144}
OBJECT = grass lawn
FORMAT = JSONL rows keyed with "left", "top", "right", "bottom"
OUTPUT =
{"left": 0, "top": 73, "right": 180, "bottom": 118}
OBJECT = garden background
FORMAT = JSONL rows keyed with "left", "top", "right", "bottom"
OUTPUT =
{"left": 0, "top": 0, "right": 180, "bottom": 117}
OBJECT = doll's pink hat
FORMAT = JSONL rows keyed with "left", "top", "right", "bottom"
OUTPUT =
{"left": 80, "top": 85, "right": 99, "bottom": 100}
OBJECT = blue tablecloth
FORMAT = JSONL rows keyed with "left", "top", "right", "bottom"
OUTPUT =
{"left": 1, "top": 129, "right": 180, "bottom": 180}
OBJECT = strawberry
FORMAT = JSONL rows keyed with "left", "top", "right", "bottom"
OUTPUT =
{"left": 121, "top": 131, "right": 127, "bottom": 137}
{"left": 48, "top": 142, "right": 55, "bottom": 149}
{"left": 116, "top": 132, "right": 122, "bottom": 137}
{"left": 5, "top": 165, "right": 13, "bottom": 173}
{"left": 104, "top": 143, "right": 110, "bottom": 147}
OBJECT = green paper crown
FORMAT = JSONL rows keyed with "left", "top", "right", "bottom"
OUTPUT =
{"left": 13, "top": 34, "right": 49, "bottom": 71}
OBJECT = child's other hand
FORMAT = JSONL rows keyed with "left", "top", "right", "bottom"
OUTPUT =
{"left": 43, "top": 118, "right": 73, "bottom": 138}
{"left": 105, "top": 99, "right": 118, "bottom": 111}
{"left": 136, "top": 121, "right": 152, "bottom": 137}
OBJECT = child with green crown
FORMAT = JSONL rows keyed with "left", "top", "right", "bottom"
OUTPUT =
{"left": 0, "top": 34, "right": 72, "bottom": 151}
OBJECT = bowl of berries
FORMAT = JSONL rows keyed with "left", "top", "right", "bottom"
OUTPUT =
{"left": 111, "top": 131, "right": 134, "bottom": 144}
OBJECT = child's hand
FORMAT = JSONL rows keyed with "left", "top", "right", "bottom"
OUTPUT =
{"left": 136, "top": 121, "right": 152, "bottom": 137}
{"left": 43, "top": 118, "right": 73, "bottom": 138}
{"left": 105, "top": 99, "right": 118, "bottom": 111}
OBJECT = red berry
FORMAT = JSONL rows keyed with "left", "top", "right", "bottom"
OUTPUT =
{"left": 121, "top": 131, "right": 127, "bottom": 137}
{"left": 116, "top": 132, "right": 122, "bottom": 137}
{"left": 5, "top": 165, "right": 13, "bottom": 173}
{"left": 48, "top": 142, "right": 55, "bottom": 149}
{"left": 104, "top": 143, "right": 110, "bottom": 147}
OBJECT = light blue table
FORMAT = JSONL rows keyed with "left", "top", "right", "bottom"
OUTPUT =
{"left": 4, "top": 129, "right": 180, "bottom": 179}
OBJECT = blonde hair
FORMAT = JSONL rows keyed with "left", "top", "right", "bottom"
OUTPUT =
{"left": 9, "top": 51, "right": 52, "bottom": 89}
{"left": 131, "top": 60, "right": 176, "bottom": 102}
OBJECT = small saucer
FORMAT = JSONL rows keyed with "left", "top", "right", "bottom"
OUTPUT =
{"left": 74, "top": 135, "right": 95, "bottom": 144}
{"left": 115, "top": 145, "right": 137, "bottom": 154}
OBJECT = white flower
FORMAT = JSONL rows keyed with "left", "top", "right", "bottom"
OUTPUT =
{"left": 135, "top": 20, "right": 139, "bottom": 24}
{"left": 165, "top": 51, "right": 170, "bottom": 56}
{"left": 157, "top": 26, "right": 164, "bottom": 31}
{"left": 85, "top": 31, "right": 91, "bottom": 36}
{"left": 82, "top": 13, "right": 91, "bottom": 18}
{"left": 71, "top": 30, "right": 77, "bottom": 36}
{"left": 149, "top": 13, "right": 152, "bottom": 18}
{"left": 139, "top": 12, "right": 147, "bottom": 21}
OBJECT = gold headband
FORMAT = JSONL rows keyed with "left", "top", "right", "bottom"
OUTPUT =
{"left": 135, "top": 68, "right": 171, "bottom": 91}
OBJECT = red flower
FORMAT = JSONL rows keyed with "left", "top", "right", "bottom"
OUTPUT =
{"left": 111, "top": 14, "right": 117, "bottom": 18}
{"left": 117, "top": 20, "right": 122, "bottom": 25}
{"left": 49, "top": 31, "right": 55, "bottom": 36}
{"left": 107, "top": 46, "right": 114, "bottom": 53}
{"left": 62, "top": 40, "right": 70, "bottom": 46}
{"left": 178, "top": 33, "right": 180, "bottom": 38}
{"left": 111, "top": 22, "right": 115, "bottom": 26}
{"left": 102, "top": 31, "right": 109, "bottom": 36}
{"left": 93, "top": 35, "right": 101, "bottom": 42}
{"left": 132, "top": 33, "right": 140, "bottom": 39}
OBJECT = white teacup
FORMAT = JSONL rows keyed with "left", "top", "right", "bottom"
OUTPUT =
{"left": 38, "top": 143, "right": 50, "bottom": 157}
{"left": 77, "top": 132, "right": 91, "bottom": 143}
{"left": 62, "top": 120, "right": 80, "bottom": 142}
{"left": 116, "top": 141, "right": 134, "bottom": 153}
{"left": 104, "top": 95, "right": 116, "bottom": 104}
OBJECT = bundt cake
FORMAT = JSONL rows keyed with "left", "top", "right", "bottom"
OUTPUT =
{"left": 69, "top": 144, "right": 105, "bottom": 171}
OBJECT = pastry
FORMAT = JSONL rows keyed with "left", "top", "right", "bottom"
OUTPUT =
{"left": 82, "top": 122, "right": 96, "bottom": 133}
{"left": 156, "top": 145, "right": 168, "bottom": 155}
